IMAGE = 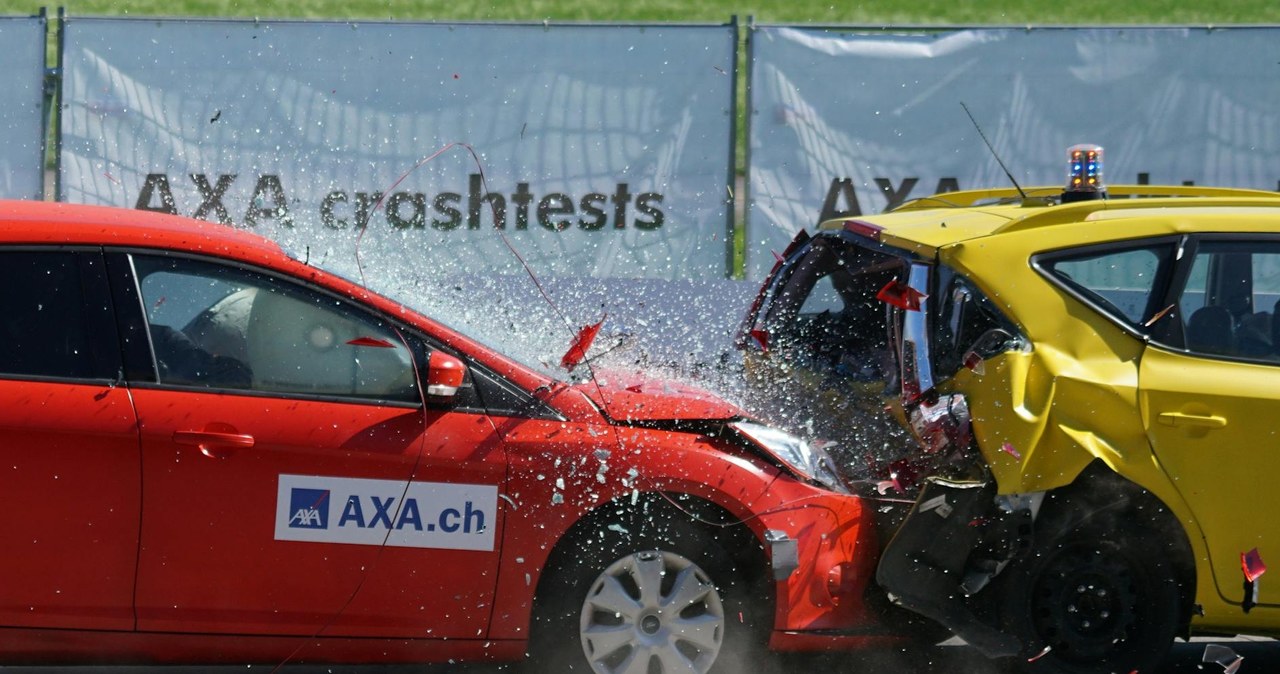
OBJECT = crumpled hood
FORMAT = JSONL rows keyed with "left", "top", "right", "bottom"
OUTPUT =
{"left": 572, "top": 371, "right": 743, "bottom": 423}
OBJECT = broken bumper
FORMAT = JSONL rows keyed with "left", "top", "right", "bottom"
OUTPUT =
{"left": 751, "top": 479, "right": 898, "bottom": 649}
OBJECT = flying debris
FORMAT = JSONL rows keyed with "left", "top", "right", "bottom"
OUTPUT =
{"left": 1203, "top": 643, "right": 1244, "bottom": 674}
{"left": 876, "top": 279, "right": 926, "bottom": 311}
{"left": 561, "top": 317, "right": 605, "bottom": 371}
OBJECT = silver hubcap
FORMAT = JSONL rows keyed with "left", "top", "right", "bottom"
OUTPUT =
{"left": 579, "top": 549, "right": 726, "bottom": 674}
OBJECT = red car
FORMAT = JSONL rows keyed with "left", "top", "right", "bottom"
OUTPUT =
{"left": 0, "top": 200, "right": 895, "bottom": 670}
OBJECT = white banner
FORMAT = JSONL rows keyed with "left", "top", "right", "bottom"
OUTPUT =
{"left": 0, "top": 15, "right": 47, "bottom": 200}
{"left": 60, "top": 18, "right": 736, "bottom": 280}
{"left": 747, "top": 26, "right": 1280, "bottom": 280}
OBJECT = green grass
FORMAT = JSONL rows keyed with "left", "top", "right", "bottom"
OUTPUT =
{"left": 38, "top": 0, "right": 1280, "bottom": 23}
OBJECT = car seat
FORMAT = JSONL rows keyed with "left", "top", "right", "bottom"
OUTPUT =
{"left": 1186, "top": 305, "right": 1235, "bottom": 355}
{"left": 245, "top": 288, "right": 414, "bottom": 399}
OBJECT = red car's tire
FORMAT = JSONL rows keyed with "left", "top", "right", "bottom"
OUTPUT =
{"left": 525, "top": 509, "right": 770, "bottom": 673}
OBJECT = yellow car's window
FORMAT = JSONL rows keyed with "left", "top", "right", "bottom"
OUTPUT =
{"left": 1040, "top": 244, "right": 1174, "bottom": 329}
{"left": 1178, "top": 241, "right": 1280, "bottom": 360}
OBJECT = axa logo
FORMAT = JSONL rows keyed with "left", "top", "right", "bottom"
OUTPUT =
{"left": 287, "top": 485, "right": 486, "bottom": 534}
{"left": 288, "top": 488, "right": 331, "bottom": 529}
{"left": 276, "top": 476, "right": 497, "bottom": 550}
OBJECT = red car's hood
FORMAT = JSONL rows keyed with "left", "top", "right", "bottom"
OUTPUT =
{"left": 572, "top": 372, "right": 743, "bottom": 423}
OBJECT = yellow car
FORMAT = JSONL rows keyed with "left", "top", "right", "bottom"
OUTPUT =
{"left": 739, "top": 148, "right": 1280, "bottom": 673}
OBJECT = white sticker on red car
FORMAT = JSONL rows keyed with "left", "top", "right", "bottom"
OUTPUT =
{"left": 274, "top": 474, "right": 497, "bottom": 551}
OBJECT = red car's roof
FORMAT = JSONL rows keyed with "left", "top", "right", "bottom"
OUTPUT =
{"left": 0, "top": 200, "right": 288, "bottom": 265}
{"left": 0, "top": 199, "right": 560, "bottom": 395}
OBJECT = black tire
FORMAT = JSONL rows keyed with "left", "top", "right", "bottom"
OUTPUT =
{"left": 1000, "top": 521, "right": 1181, "bottom": 674}
{"left": 525, "top": 500, "right": 770, "bottom": 674}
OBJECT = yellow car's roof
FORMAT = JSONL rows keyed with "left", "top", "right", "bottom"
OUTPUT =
{"left": 819, "top": 185, "right": 1280, "bottom": 257}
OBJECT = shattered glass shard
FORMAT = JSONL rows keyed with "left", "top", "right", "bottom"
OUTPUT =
{"left": 1203, "top": 643, "right": 1236, "bottom": 664}
{"left": 1203, "top": 643, "right": 1244, "bottom": 673}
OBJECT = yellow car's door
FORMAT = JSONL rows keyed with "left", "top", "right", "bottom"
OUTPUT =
{"left": 1141, "top": 237, "right": 1280, "bottom": 613}
{"left": 1140, "top": 345, "right": 1280, "bottom": 608}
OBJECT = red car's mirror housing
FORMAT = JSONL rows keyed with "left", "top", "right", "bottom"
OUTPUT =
{"left": 424, "top": 351, "right": 466, "bottom": 405}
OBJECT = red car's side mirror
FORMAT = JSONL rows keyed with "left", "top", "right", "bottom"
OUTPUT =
{"left": 424, "top": 351, "right": 467, "bottom": 405}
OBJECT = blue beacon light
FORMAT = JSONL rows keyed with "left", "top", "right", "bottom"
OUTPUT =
{"left": 1063, "top": 144, "right": 1105, "bottom": 202}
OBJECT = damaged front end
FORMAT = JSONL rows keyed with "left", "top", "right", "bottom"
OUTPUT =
{"left": 738, "top": 227, "right": 1046, "bottom": 657}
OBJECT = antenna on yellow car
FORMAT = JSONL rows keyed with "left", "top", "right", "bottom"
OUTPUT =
{"left": 1062, "top": 144, "right": 1107, "bottom": 203}
{"left": 960, "top": 101, "right": 1027, "bottom": 200}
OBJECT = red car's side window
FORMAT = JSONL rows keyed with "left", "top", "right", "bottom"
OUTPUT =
{"left": 130, "top": 255, "right": 419, "bottom": 402}
{"left": 0, "top": 250, "right": 108, "bottom": 380}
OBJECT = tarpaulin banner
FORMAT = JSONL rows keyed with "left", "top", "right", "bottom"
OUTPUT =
{"left": 746, "top": 26, "right": 1280, "bottom": 280}
{"left": 0, "top": 15, "right": 48, "bottom": 200}
{"left": 60, "top": 18, "right": 736, "bottom": 280}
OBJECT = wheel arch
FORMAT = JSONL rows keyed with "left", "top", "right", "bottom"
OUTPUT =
{"left": 533, "top": 490, "right": 771, "bottom": 606}
{"left": 521, "top": 490, "right": 775, "bottom": 671}
{"left": 1038, "top": 460, "right": 1199, "bottom": 637}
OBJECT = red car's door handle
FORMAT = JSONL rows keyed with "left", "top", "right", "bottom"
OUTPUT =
{"left": 173, "top": 430, "right": 256, "bottom": 459}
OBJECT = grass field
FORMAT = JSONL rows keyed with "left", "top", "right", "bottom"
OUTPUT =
{"left": 35, "top": 0, "right": 1280, "bottom": 23}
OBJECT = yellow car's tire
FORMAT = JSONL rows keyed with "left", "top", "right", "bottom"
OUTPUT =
{"left": 999, "top": 522, "right": 1181, "bottom": 674}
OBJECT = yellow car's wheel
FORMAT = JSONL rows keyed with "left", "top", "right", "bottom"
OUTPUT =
{"left": 1001, "top": 522, "right": 1181, "bottom": 674}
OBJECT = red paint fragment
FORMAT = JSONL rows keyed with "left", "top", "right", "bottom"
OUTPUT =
{"left": 749, "top": 329, "right": 770, "bottom": 352}
{"left": 963, "top": 350, "right": 987, "bottom": 375}
{"left": 1242, "top": 547, "right": 1266, "bottom": 583}
{"left": 772, "top": 250, "right": 784, "bottom": 263}
{"left": 347, "top": 336, "right": 395, "bottom": 348}
{"left": 561, "top": 318, "right": 605, "bottom": 371}
{"left": 876, "top": 280, "right": 927, "bottom": 311}
{"left": 1027, "top": 645, "right": 1051, "bottom": 662}
{"left": 1000, "top": 442, "right": 1022, "bottom": 460}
